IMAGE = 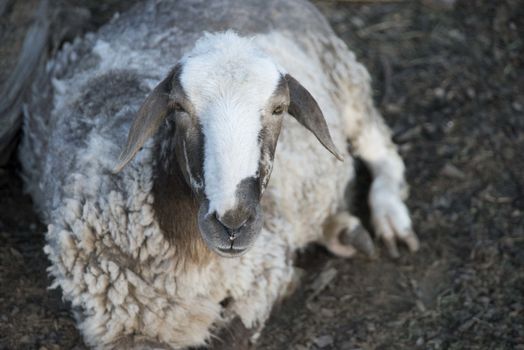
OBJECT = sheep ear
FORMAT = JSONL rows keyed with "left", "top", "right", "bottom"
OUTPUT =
{"left": 113, "top": 67, "right": 179, "bottom": 173}
{"left": 285, "top": 74, "right": 343, "bottom": 161}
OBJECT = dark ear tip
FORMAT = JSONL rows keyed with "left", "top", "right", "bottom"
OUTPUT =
{"left": 112, "top": 155, "right": 130, "bottom": 174}
{"left": 329, "top": 147, "right": 344, "bottom": 162}
{"left": 325, "top": 142, "right": 344, "bottom": 162}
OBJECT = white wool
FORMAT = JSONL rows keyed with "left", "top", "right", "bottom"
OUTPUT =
{"left": 181, "top": 32, "right": 283, "bottom": 215}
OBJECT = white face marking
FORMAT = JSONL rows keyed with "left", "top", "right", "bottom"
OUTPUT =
{"left": 180, "top": 32, "right": 282, "bottom": 216}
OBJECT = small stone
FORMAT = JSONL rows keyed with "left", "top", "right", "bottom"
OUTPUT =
{"left": 434, "top": 87, "right": 445, "bottom": 98}
{"left": 11, "top": 306, "right": 19, "bottom": 315}
{"left": 416, "top": 299, "right": 427, "bottom": 312}
{"left": 308, "top": 268, "right": 337, "bottom": 301}
{"left": 340, "top": 341, "right": 356, "bottom": 350}
{"left": 9, "top": 247, "right": 23, "bottom": 260}
{"left": 320, "top": 308, "right": 334, "bottom": 318}
{"left": 294, "top": 345, "right": 308, "bottom": 350}
{"left": 385, "top": 103, "right": 402, "bottom": 114}
{"left": 422, "top": 123, "right": 438, "bottom": 134}
{"left": 395, "top": 125, "right": 422, "bottom": 143}
{"left": 350, "top": 17, "right": 365, "bottom": 28}
{"left": 340, "top": 294, "right": 352, "bottom": 302}
{"left": 314, "top": 335, "right": 334, "bottom": 348}
{"left": 441, "top": 163, "right": 466, "bottom": 179}
{"left": 20, "top": 335, "right": 32, "bottom": 343}
{"left": 423, "top": 0, "right": 456, "bottom": 9}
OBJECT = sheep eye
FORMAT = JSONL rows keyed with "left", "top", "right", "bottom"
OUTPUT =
{"left": 173, "top": 102, "right": 186, "bottom": 113}
{"left": 272, "top": 105, "right": 284, "bottom": 115}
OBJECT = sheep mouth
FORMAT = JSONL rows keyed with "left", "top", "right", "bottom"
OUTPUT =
{"left": 198, "top": 200, "right": 263, "bottom": 258}
{"left": 216, "top": 246, "right": 248, "bottom": 257}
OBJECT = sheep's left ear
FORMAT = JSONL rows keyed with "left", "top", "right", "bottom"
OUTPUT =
{"left": 113, "top": 66, "right": 180, "bottom": 173}
{"left": 285, "top": 74, "right": 343, "bottom": 161}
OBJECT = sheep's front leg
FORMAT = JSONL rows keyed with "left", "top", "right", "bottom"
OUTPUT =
{"left": 343, "top": 74, "right": 419, "bottom": 257}
{"left": 322, "top": 212, "right": 375, "bottom": 258}
{"left": 368, "top": 171, "right": 420, "bottom": 258}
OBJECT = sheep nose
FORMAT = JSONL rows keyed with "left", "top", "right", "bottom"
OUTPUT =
{"left": 215, "top": 212, "right": 249, "bottom": 232}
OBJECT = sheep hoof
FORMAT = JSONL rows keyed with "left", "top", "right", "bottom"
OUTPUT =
{"left": 380, "top": 227, "right": 419, "bottom": 259}
{"left": 322, "top": 212, "right": 375, "bottom": 258}
{"left": 370, "top": 187, "right": 420, "bottom": 258}
{"left": 339, "top": 225, "right": 376, "bottom": 258}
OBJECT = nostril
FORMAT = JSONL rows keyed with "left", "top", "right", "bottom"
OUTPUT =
{"left": 216, "top": 212, "right": 250, "bottom": 231}
{"left": 237, "top": 218, "right": 248, "bottom": 228}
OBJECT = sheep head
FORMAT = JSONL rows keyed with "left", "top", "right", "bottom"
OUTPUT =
{"left": 114, "top": 32, "right": 342, "bottom": 257}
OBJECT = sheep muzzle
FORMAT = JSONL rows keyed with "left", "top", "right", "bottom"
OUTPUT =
{"left": 197, "top": 178, "right": 263, "bottom": 257}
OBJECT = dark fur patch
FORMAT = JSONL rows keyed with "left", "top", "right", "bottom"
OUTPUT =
{"left": 76, "top": 69, "right": 145, "bottom": 118}
{"left": 132, "top": 65, "right": 212, "bottom": 265}
{"left": 219, "top": 177, "right": 260, "bottom": 231}
{"left": 152, "top": 136, "right": 214, "bottom": 265}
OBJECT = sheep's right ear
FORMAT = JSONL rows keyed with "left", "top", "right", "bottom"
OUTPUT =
{"left": 113, "top": 67, "right": 179, "bottom": 173}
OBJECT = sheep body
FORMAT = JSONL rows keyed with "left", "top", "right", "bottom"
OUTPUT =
{"left": 20, "top": 0, "right": 411, "bottom": 348}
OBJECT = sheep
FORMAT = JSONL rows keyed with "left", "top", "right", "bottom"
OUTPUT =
{"left": 19, "top": 0, "right": 419, "bottom": 348}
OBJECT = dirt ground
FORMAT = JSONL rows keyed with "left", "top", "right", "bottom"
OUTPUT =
{"left": 1, "top": 0, "right": 523, "bottom": 349}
